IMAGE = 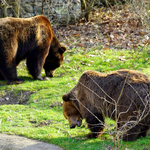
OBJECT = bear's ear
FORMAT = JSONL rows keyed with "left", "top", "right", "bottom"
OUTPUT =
{"left": 62, "top": 94, "right": 69, "bottom": 101}
{"left": 59, "top": 45, "right": 66, "bottom": 55}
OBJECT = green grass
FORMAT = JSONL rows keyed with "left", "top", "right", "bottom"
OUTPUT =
{"left": 0, "top": 46, "right": 150, "bottom": 150}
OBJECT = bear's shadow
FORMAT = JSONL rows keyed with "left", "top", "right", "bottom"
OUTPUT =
{"left": 0, "top": 76, "right": 35, "bottom": 86}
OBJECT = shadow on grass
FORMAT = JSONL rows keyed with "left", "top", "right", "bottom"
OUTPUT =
{"left": 0, "top": 75, "right": 46, "bottom": 86}
{"left": 50, "top": 134, "right": 150, "bottom": 150}
{"left": 49, "top": 136, "right": 113, "bottom": 150}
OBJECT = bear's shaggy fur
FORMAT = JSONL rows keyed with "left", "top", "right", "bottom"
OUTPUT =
{"left": 62, "top": 70, "right": 150, "bottom": 141}
{"left": 0, "top": 15, "right": 66, "bottom": 84}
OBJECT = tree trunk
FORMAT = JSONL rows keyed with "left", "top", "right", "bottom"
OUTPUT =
{"left": 14, "top": 0, "right": 20, "bottom": 17}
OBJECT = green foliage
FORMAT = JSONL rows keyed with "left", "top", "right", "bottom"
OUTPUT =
{"left": 0, "top": 47, "right": 150, "bottom": 150}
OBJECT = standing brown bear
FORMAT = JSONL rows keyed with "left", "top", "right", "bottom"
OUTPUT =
{"left": 0, "top": 15, "right": 66, "bottom": 84}
{"left": 62, "top": 70, "right": 150, "bottom": 141}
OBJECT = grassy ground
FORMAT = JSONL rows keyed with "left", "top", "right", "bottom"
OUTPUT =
{"left": 0, "top": 46, "right": 150, "bottom": 150}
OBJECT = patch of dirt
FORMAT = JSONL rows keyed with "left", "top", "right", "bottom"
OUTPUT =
{"left": 35, "top": 120, "right": 53, "bottom": 127}
{"left": 50, "top": 102, "right": 62, "bottom": 108}
{"left": 0, "top": 91, "right": 33, "bottom": 105}
{"left": 53, "top": 5, "right": 150, "bottom": 50}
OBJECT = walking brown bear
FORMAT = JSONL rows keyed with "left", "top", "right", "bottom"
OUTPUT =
{"left": 62, "top": 70, "right": 150, "bottom": 141}
{"left": 0, "top": 15, "right": 66, "bottom": 84}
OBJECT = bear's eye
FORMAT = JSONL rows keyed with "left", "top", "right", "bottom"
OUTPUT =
{"left": 68, "top": 114, "right": 70, "bottom": 117}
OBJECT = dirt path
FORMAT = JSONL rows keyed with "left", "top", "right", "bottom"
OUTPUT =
{"left": 0, "top": 133, "right": 64, "bottom": 150}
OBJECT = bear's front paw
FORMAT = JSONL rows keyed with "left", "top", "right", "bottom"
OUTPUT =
{"left": 42, "top": 76, "right": 49, "bottom": 80}
{"left": 86, "top": 133, "right": 98, "bottom": 139}
{"left": 34, "top": 75, "right": 48, "bottom": 81}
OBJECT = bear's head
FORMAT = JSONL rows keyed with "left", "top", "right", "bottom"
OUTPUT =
{"left": 44, "top": 37, "right": 66, "bottom": 77}
{"left": 62, "top": 93, "right": 82, "bottom": 129}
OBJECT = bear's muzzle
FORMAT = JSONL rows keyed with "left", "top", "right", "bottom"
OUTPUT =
{"left": 45, "top": 70, "right": 55, "bottom": 77}
{"left": 70, "top": 120, "right": 81, "bottom": 129}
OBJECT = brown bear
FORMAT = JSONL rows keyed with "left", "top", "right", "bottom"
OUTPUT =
{"left": 0, "top": 15, "right": 66, "bottom": 84}
{"left": 62, "top": 69, "right": 150, "bottom": 141}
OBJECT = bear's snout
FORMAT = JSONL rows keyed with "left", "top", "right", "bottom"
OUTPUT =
{"left": 77, "top": 120, "right": 81, "bottom": 127}
{"left": 70, "top": 124, "right": 76, "bottom": 129}
{"left": 70, "top": 120, "right": 81, "bottom": 129}
{"left": 45, "top": 70, "right": 55, "bottom": 77}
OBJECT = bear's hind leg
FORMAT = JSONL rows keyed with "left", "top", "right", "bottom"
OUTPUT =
{"left": 137, "top": 125, "right": 149, "bottom": 138}
{"left": 123, "top": 123, "right": 150, "bottom": 141}
{"left": 0, "top": 61, "right": 24, "bottom": 84}
{"left": 86, "top": 113, "right": 104, "bottom": 138}
{"left": 0, "top": 72, "right": 5, "bottom": 80}
{"left": 122, "top": 125, "right": 142, "bottom": 141}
